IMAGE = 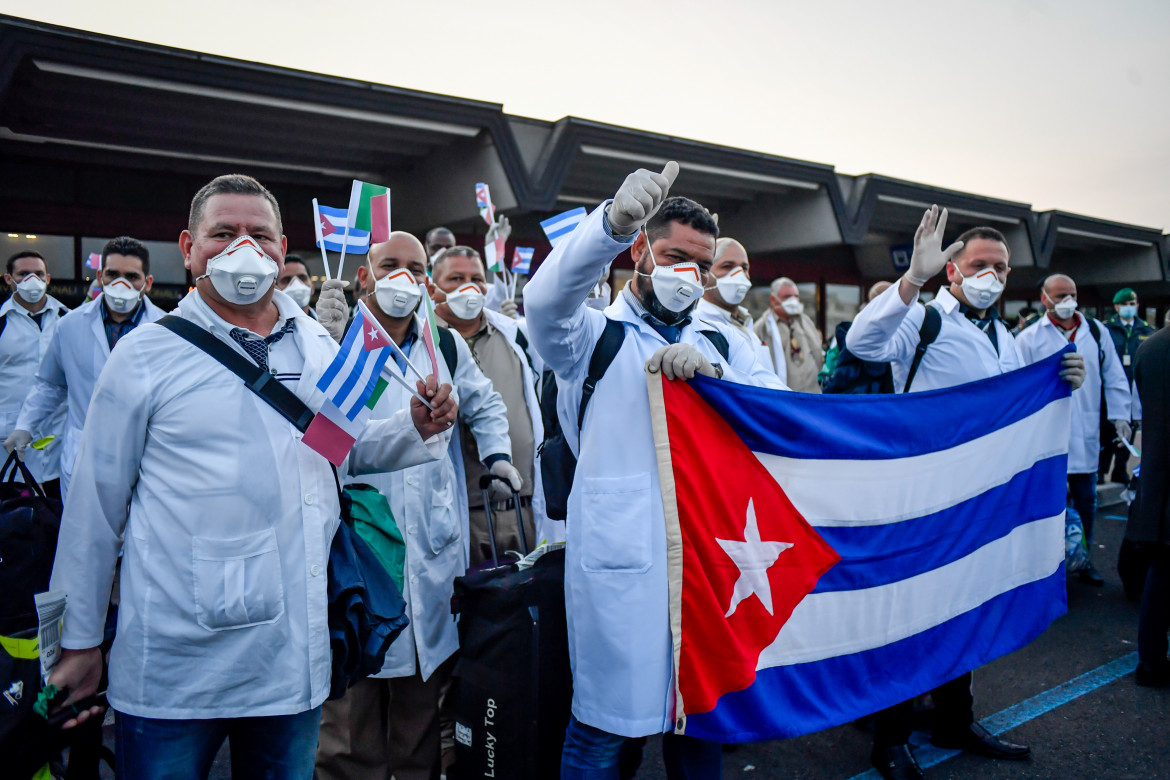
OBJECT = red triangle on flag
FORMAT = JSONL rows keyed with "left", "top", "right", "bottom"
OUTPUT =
{"left": 661, "top": 378, "right": 839, "bottom": 717}
{"left": 320, "top": 213, "right": 337, "bottom": 237}
{"left": 361, "top": 309, "right": 392, "bottom": 352}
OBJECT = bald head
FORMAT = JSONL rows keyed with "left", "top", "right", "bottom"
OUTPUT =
{"left": 361, "top": 231, "right": 428, "bottom": 291}
{"left": 714, "top": 237, "right": 746, "bottom": 263}
{"left": 425, "top": 226, "right": 456, "bottom": 258}
{"left": 867, "top": 281, "right": 892, "bottom": 302}
{"left": 1042, "top": 274, "right": 1076, "bottom": 298}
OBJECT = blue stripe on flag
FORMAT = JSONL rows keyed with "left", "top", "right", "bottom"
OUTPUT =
{"left": 683, "top": 566, "right": 1067, "bottom": 742}
{"left": 813, "top": 456, "right": 1067, "bottom": 592}
{"left": 540, "top": 207, "right": 587, "bottom": 246}
{"left": 335, "top": 344, "right": 372, "bottom": 415}
{"left": 317, "top": 309, "right": 363, "bottom": 393}
{"left": 690, "top": 346, "right": 1073, "bottom": 461}
{"left": 345, "top": 348, "right": 391, "bottom": 421}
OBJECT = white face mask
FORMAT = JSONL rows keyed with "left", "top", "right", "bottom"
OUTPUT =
{"left": 636, "top": 262, "right": 705, "bottom": 313}
{"left": 780, "top": 297, "right": 803, "bottom": 316}
{"left": 283, "top": 277, "right": 312, "bottom": 308}
{"left": 444, "top": 283, "right": 485, "bottom": 320}
{"left": 715, "top": 267, "right": 751, "bottom": 305}
{"left": 374, "top": 268, "right": 422, "bottom": 319}
{"left": 953, "top": 266, "right": 1005, "bottom": 309}
{"left": 102, "top": 278, "right": 142, "bottom": 314}
{"left": 1048, "top": 295, "right": 1078, "bottom": 320}
{"left": 14, "top": 274, "right": 46, "bottom": 304}
{"left": 197, "top": 236, "right": 278, "bottom": 305}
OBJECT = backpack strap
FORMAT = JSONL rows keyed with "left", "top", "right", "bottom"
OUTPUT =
{"left": 698, "top": 329, "right": 731, "bottom": 361}
{"left": 155, "top": 315, "right": 316, "bottom": 432}
{"left": 1086, "top": 318, "right": 1106, "bottom": 368}
{"left": 437, "top": 326, "right": 458, "bottom": 376}
{"left": 903, "top": 305, "right": 942, "bottom": 393}
{"left": 513, "top": 328, "right": 537, "bottom": 376}
{"left": 576, "top": 319, "right": 627, "bottom": 429}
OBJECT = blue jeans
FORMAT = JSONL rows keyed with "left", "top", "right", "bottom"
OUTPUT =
{"left": 115, "top": 706, "right": 321, "bottom": 780}
{"left": 560, "top": 715, "right": 722, "bottom": 780}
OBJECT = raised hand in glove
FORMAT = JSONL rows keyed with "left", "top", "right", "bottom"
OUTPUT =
{"left": 499, "top": 298, "right": 519, "bottom": 319}
{"left": 488, "top": 458, "right": 523, "bottom": 501}
{"left": 3, "top": 429, "right": 32, "bottom": 461}
{"left": 1060, "top": 352, "right": 1086, "bottom": 390}
{"left": 646, "top": 344, "right": 722, "bottom": 381}
{"left": 606, "top": 162, "right": 680, "bottom": 237}
{"left": 315, "top": 279, "right": 350, "bottom": 342}
{"left": 904, "top": 205, "right": 965, "bottom": 287}
{"left": 486, "top": 215, "right": 511, "bottom": 246}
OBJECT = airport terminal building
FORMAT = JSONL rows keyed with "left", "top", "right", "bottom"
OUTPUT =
{"left": 1, "top": 15, "right": 1166, "bottom": 334}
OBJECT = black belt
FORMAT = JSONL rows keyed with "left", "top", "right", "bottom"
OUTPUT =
{"left": 488, "top": 495, "right": 532, "bottom": 512}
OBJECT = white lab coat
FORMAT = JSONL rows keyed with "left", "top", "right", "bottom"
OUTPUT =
{"left": 49, "top": 289, "right": 446, "bottom": 719}
{"left": 846, "top": 285, "right": 1024, "bottom": 392}
{"left": 0, "top": 295, "right": 69, "bottom": 482}
{"left": 362, "top": 315, "right": 510, "bottom": 681}
{"left": 1015, "top": 315, "right": 1131, "bottom": 474}
{"left": 16, "top": 296, "right": 166, "bottom": 497}
{"left": 480, "top": 307, "right": 559, "bottom": 546}
{"left": 695, "top": 299, "right": 775, "bottom": 375}
{"left": 523, "top": 204, "right": 779, "bottom": 737}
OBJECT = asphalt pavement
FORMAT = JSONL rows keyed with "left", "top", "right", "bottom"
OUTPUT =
{"left": 95, "top": 494, "right": 1166, "bottom": 779}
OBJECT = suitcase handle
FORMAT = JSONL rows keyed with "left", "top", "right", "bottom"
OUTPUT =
{"left": 478, "top": 474, "right": 530, "bottom": 566}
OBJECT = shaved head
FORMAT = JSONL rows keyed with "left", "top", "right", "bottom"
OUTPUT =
{"left": 867, "top": 281, "right": 892, "bottom": 302}
{"left": 371, "top": 232, "right": 427, "bottom": 266}
{"left": 714, "top": 237, "right": 747, "bottom": 262}
{"left": 1042, "top": 274, "right": 1076, "bottom": 298}
{"left": 360, "top": 231, "right": 429, "bottom": 292}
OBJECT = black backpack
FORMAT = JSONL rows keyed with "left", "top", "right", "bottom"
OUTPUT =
{"left": 538, "top": 321, "right": 730, "bottom": 520}
{"left": 823, "top": 305, "right": 942, "bottom": 395}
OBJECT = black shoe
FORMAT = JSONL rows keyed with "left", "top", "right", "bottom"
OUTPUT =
{"left": 1078, "top": 563, "right": 1105, "bottom": 587}
{"left": 1135, "top": 662, "right": 1170, "bottom": 688}
{"left": 871, "top": 744, "right": 925, "bottom": 780}
{"left": 932, "top": 722, "right": 1030, "bottom": 759}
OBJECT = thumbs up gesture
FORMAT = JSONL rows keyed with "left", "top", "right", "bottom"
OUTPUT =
{"left": 606, "top": 162, "right": 680, "bottom": 237}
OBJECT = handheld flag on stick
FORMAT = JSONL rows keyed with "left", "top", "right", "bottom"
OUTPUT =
{"left": 511, "top": 247, "right": 533, "bottom": 274}
{"left": 540, "top": 207, "right": 587, "bottom": 248}
{"left": 315, "top": 202, "right": 370, "bottom": 257}
{"left": 355, "top": 299, "right": 432, "bottom": 405}
{"left": 311, "top": 199, "right": 333, "bottom": 281}
{"left": 86, "top": 253, "right": 102, "bottom": 271}
{"left": 418, "top": 285, "right": 442, "bottom": 378}
{"left": 339, "top": 180, "right": 391, "bottom": 280}
{"left": 475, "top": 182, "right": 495, "bottom": 226}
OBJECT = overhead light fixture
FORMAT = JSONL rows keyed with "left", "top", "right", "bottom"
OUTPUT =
{"left": 875, "top": 195, "right": 1023, "bottom": 225}
{"left": 25, "top": 235, "right": 36, "bottom": 239}
{"left": 579, "top": 145, "right": 821, "bottom": 190}
{"left": 34, "top": 60, "right": 480, "bottom": 137}
{"left": 556, "top": 194, "right": 601, "bottom": 205}
{"left": 0, "top": 127, "right": 380, "bottom": 180}
{"left": 7, "top": 233, "right": 17, "bottom": 238}
{"left": 1056, "top": 227, "right": 1153, "bottom": 247}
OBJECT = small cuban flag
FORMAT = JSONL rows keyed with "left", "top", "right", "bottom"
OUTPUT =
{"left": 86, "top": 252, "right": 102, "bottom": 271}
{"left": 511, "top": 247, "right": 534, "bottom": 274}
{"left": 475, "top": 183, "right": 495, "bottom": 226}
{"left": 315, "top": 204, "right": 371, "bottom": 255}
{"left": 540, "top": 207, "right": 587, "bottom": 248}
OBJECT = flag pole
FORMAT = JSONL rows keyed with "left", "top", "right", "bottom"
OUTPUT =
{"left": 338, "top": 180, "right": 361, "bottom": 282}
{"left": 357, "top": 299, "right": 429, "bottom": 384}
{"left": 311, "top": 199, "right": 332, "bottom": 281}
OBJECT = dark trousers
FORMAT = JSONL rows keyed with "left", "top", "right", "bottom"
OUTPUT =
{"left": 873, "top": 672, "right": 974, "bottom": 749}
{"left": 1068, "top": 473, "right": 1098, "bottom": 545}
{"left": 1099, "top": 423, "right": 1130, "bottom": 482}
{"left": 1138, "top": 545, "right": 1170, "bottom": 671}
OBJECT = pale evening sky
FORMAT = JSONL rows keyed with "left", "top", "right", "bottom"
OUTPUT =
{"left": 4, "top": 0, "right": 1168, "bottom": 230}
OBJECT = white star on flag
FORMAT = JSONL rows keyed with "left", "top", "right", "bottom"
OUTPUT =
{"left": 369, "top": 327, "right": 379, "bottom": 340}
{"left": 716, "top": 498, "right": 794, "bottom": 618}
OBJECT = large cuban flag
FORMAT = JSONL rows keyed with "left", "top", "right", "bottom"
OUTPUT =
{"left": 647, "top": 346, "right": 1073, "bottom": 742}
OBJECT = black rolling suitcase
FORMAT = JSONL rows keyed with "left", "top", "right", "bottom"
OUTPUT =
{"left": 449, "top": 474, "right": 572, "bottom": 779}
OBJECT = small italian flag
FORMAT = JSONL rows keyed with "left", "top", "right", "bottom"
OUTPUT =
{"left": 347, "top": 180, "right": 392, "bottom": 243}
{"left": 418, "top": 284, "right": 442, "bottom": 377}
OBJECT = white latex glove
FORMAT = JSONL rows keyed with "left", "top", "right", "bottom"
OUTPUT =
{"left": 499, "top": 298, "right": 519, "bottom": 319}
{"left": 1113, "top": 419, "right": 1132, "bottom": 442}
{"left": 315, "top": 279, "right": 350, "bottom": 342}
{"left": 486, "top": 215, "right": 511, "bottom": 246}
{"left": 606, "top": 162, "right": 680, "bottom": 236}
{"left": 3, "top": 429, "right": 32, "bottom": 461}
{"left": 1060, "top": 352, "right": 1086, "bottom": 390}
{"left": 488, "top": 459, "right": 523, "bottom": 501}
{"left": 904, "top": 205, "right": 965, "bottom": 287}
{"left": 645, "top": 344, "right": 721, "bottom": 381}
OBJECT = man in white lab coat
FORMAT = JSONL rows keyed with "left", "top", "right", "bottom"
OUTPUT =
{"left": 694, "top": 237, "right": 770, "bottom": 367}
{"left": 524, "top": 162, "right": 782, "bottom": 779}
{"left": 6, "top": 237, "right": 165, "bottom": 499}
{"left": 316, "top": 232, "right": 509, "bottom": 780}
{"left": 1016, "top": 273, "right": 1131, "bottom": 587}
{"left": 847, "top": 209, "right": 1085, "bottom": 780}
{"left": 46, "top": 175, "right": 458, "bottom": 780}
{"left": 0, "top": 250, "right": 69, "bottom": 494}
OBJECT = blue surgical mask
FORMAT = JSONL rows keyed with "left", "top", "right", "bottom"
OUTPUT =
{"left": 1119, "top": 304, "right": 1138, "bottom": 319}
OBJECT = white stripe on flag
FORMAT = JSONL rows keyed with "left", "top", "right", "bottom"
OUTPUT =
{"left": 320, "top": 333, "right": 367, "bottom": 402}
{"left": 757, "top": 513, "right": 1065, "bottom": 669}
{"left": 755, "top": 398, "right": 1071, "bottom": 526}
{"left": 336, "top": 351, "right": 383, "bottom": 417}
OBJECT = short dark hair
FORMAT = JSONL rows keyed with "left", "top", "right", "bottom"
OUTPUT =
{"left": 955, "top": 226, "right": 1009, "bottom": 257}
{"left": 283, "top": 254, "right": 308, "bottom": 272}
{"left": 426, "top": 226, "right": 455, "bottom": 244}
{"left": 645, "top": 197, "right": 719, "bottom": 244}
{"left": 102, "top": 236, "right": 150, "bottom": 275}
{"left": 188, "top": 174, "right": 282, "bottom": 234}
{"left": 431, "top": 246, "right": 483, "bottom": 279}
{"left": 6, "top": 250, "right": 44, "bottom": 276}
